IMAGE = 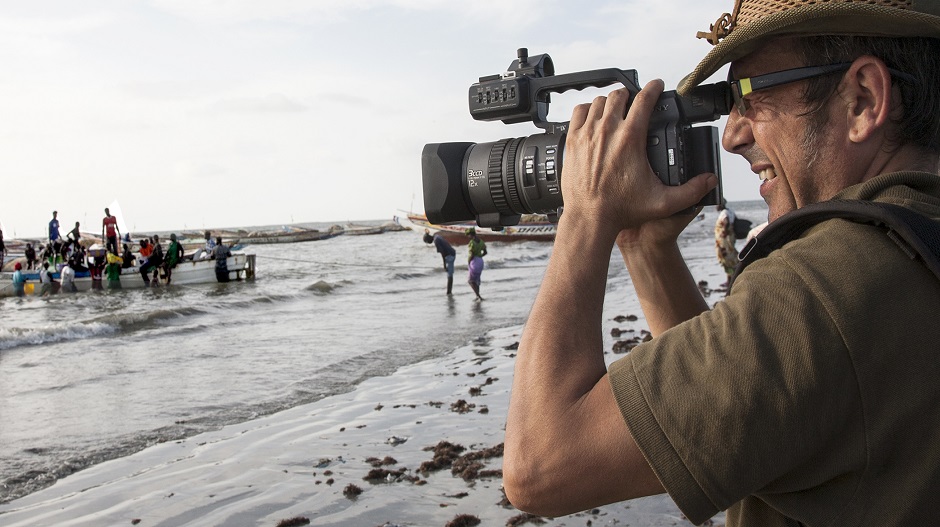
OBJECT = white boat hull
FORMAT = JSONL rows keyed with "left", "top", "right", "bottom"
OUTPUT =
{"left": 1, "top": 254, "right": 255, "bottom": 298}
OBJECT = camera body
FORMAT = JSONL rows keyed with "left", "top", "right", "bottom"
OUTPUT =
{"left": 422, "top": 49, "right": 732, "bottom": 228}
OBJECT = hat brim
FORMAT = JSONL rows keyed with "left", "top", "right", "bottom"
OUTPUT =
{"left": 678, "top": 4, "right": 940, "bottom": 96}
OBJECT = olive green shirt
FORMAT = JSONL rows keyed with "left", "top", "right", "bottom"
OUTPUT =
{"left": 468, "top": 237, "right": 487, "bottom": 258}
{"left": 609, "top": 172, "right": 940, "bottom": 526}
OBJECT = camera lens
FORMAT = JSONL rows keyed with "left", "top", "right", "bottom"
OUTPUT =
{"left": 423, "top": 133, "right": 565, "bottom": 228}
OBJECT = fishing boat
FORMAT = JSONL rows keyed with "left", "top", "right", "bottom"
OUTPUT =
{"left": 343, "top": 223, "right": 386, "bottom": 236}
{"left": 0, "top": 254, "right": 256, "bottom": 298}
{"left": 394, "top": 212, "right": 556, "bottom": 245}
{"left": 171, "top": 235, "right": 245, "bottom": 254}
{"left": 235, "top": 225, "right": 344, "bottom": 245}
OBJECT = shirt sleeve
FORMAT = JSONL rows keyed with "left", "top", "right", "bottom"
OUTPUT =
{"left": 608, "top": 244, "right": 860, "bottom": 524}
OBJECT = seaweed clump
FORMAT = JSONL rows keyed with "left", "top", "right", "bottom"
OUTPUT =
{"left": 418, "top": 441, "right": 466, "bottom": 474}
{"left": 444, "top": 514, "right": 481, "bottom": 527}
{"left": 275, "top": 517, "right": 310, "bottom": 527}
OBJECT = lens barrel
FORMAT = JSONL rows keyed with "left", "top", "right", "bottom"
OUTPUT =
{"left": 423, "top": 133, "right": 565, "bottom": 228}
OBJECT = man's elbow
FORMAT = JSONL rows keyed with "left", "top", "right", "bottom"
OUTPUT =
{"left": 503, "top": 445, "right": 569, "bottom": 517}
{"left": 503, "top": 453, "right": 545, "bottom": 515}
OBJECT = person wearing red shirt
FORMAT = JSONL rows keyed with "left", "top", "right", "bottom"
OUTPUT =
{"left": 101, "top": 208, "right": 120, "bottom": 255}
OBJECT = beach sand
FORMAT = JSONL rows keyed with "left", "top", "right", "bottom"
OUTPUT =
{"left": 0, "top": 251, "right": 730, "bottom": 527}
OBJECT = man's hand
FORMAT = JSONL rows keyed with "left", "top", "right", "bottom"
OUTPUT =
{"left": 616, "top": 207, "right": 701, "bottom": 253}
{"left": 561, "top": 80, "right": 718, "bottom": 243}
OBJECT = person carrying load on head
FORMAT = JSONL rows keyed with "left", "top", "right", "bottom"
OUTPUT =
{"left": 465, "top": 228, "right": 487, "bottom": 301}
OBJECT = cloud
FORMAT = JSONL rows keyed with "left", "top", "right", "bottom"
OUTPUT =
{"left": 0, "top": 11, "right": 119, "bottom": 63}
{"left": 0, "top": 11, "right": 117, "bottom": 35}
{"left": 319, "top": 91, "right": 373, "bottom": 108}
{"left": 148, "top": 0, "right": 385, "bottom": 24}
{"left": 172, "top": 159, "right": 228, "bottom": 180}
{"left": 206, "top": 93, "right": 308, "bottom": 114}
{"left": 148, "top": 0, "right": 555, "bottom": 30}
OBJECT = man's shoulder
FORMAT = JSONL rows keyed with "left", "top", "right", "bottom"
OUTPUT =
{"left": 739, "top": 206, "right": 939, "bottom": 298}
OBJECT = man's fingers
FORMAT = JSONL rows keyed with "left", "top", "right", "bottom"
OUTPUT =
{"left": 569, "top": 103, "right": 590, "bottom": 130}
{"left": 604, "top": 88, "right": 632, "bottom": 121}
{"left": 624, "top": 79, "right": 665, "bottom": 133}
{"left": 585, "top": 95, "right": 609, "bottom": 123}
{"left": 657, "top": 173, "right": 719, "bottom": 214}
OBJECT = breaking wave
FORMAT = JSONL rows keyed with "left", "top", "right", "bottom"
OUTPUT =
{"left": 0, "top": 323, "right": 117, "bottom": 351}
{"left": 0, "top": 307, "right": 206, "bottom": 351}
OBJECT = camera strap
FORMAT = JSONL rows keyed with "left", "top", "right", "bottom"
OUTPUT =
{"left": 730, "top": 199, "right": 940, "bottom": 288}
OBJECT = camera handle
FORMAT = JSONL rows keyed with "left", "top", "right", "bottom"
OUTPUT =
{"left": 470, "top": 66, "right": 642, "bottom": 131}
{"left": 526, "top": 68, "right": 642, "bottom": 130}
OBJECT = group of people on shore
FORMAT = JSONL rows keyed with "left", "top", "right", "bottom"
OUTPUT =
{"left": 6, "top": 207, "right": 235, "bottom": 297}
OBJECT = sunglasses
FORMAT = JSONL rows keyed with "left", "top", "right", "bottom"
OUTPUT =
{"left": 728, "top": 62, "right": 916, "bottom": 115}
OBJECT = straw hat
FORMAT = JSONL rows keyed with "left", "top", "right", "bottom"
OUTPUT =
{"left": 678, "top": 0, "right": 940, "bottom": 95}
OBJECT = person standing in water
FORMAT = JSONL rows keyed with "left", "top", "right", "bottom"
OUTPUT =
{"left": 164, "top": 233, "right": 184, "bottom": 284}
{"left": 424, "top": 229, "right": 456, "bottom": 295}
{"left": 466, "top": 228, "right": 487, "bottom": 301}
{"left": 105, "top": 252, "right": 123, "bottom": 290}
{"left": 11, "top": 262, "right": 27, "bottom": 297}
{"left": 60, "top": 261, "right": 77, "bottom": 293}
{"left": 212, "top": 236, "right": 232, "bottom": 283}
{"left": 140, "top": 234, "right": 164, "bottom": 285}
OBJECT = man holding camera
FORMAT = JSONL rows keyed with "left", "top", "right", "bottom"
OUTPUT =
{"left": 504, "top": 1, "right": 940, "bottom": 525}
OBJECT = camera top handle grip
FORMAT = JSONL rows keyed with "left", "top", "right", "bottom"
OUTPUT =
{"left": 468, "top": 67, "right": 641, "bottom": 130}
{"left": 527, "top": 68, "right": 641, "bottom": 130}
{"left": 532, "top": 68, "right": 641, "bottom": 98}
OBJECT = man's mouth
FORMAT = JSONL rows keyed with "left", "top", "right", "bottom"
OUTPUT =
{"left": 759, "top": 168, "right": 777, "bottom": 182}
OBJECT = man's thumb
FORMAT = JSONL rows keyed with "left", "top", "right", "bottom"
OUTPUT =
{"left": 665, "top": 173, "right": 719, "bottom": 212}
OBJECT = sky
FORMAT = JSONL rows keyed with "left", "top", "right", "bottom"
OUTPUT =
{"left": 0, "top": 0, "right": 759, "bottom": 239}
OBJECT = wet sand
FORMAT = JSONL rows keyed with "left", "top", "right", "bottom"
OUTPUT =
{"left": 0, "top": 320, "right": 727, "bottom": 527}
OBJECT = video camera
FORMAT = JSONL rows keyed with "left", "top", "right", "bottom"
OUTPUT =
{"left": 422, "top": 48, "right": 733, "bottom": 228}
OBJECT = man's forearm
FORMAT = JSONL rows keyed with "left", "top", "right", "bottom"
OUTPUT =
{"left": 517, "top": 217, "right": 615, "bottom": 396}
{"left": 618, "top": 239, "right": 708, "bottom": 335}
{"left": 506, "top": 215, "right": 615, "bottom": 479}
{"left": 505, "top": 216, "right": 661, "bottom": 514}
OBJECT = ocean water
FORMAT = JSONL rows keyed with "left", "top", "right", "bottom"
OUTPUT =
{"left": 0, "top": 202, "right": 767, "bottom": 505}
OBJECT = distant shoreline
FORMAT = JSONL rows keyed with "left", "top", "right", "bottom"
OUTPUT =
{"left": 0, "top": 218, "right": 394, "bottom": 245}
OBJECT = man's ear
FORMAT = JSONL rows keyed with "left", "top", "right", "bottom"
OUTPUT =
{"left": 843, "top": 55, "right": 893, "bottom": 144}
